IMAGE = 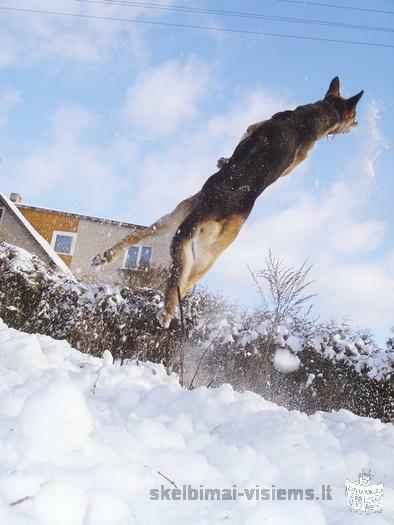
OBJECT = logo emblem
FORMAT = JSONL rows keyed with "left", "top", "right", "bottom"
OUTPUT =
{"left": 345, "top": 468, "right": 383, "bottom": 513}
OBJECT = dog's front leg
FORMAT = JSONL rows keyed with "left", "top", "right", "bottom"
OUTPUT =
{"left": 92, "top": 193, "right": 201, "bottom": 268}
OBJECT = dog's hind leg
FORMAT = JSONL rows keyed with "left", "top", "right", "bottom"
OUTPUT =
{"left": 187, "top": 214, "right": 246, "bottom": 291}
{"left": 160, "top": 214, "right": 246, "bottom": 327}
{"left": 92, "top": 192, "right": 201, "bottom": 267}
{"left": 159, "top": 234, "right": 195, "bottom": 328}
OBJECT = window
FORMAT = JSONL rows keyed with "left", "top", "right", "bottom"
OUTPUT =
{"left": 125, "top": 246, "right": 139, "bottom": 269}
{"left": 0, "top": 207, "right": 4, "bottom": 227}
{"left": 139, "top": 246, "right": 152, "bottom": 270}
{"left": 124, "top": 245, "right": 152, "bottom": 271}
{"left": 51, "top": 231, "right": 77, "bottom": 255}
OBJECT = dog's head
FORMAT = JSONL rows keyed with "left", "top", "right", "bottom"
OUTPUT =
{"left": 324, "top": 76, "right": 364, "bottom": 134}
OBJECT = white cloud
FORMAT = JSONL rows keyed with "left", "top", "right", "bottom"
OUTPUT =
{"left": 209, "top": 181, "right": 384, "bottom": 275}
{"left": 121, "top": 85, "right": 289, "bottom": 222}
{"left": 0, "top": 0, "right": 175, "bottom": 67}
{"left": 206, "top": 88, "right": 288, "bottom": 157}
{"left": 122, "top": 59, "right": 210, "bottom": 136}
{"left": 3, "top": 105, "right": 134, "bottom": 213}
{"left": 317, "top": 261, "right": 394, "bottom": 333}
{"left": 49, "top": 105, "right": 98, "bottom": 143}
{"left": 0, "top": 88, "right": 22, "bottom": 128}
{"left": 0, "top": 34, "right": 17, "bottom": 67}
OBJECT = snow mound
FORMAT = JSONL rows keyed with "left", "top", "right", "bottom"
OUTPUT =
{"left": 0, "top": 320, "right": 393, "bottom": 524}
{"left": 20, "top": 379, "right": 93, "bottom": 462}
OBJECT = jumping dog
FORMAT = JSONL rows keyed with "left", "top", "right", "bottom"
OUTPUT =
{"left": 92, "top": 77, "right": 363, "bottom": 327}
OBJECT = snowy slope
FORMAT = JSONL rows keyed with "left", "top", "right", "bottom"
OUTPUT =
{"left": 0, "top": 320, "right": 393, "bottom": 525}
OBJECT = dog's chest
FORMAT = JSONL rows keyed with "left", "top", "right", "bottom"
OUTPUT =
{"left": 281, "top": 142, "right": 313, "bottom": 177}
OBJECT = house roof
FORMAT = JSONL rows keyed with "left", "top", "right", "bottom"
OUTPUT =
{"left": 0, "top": 192, "right": 75, "bottom": 277}
{"left": 16, "top": 203, "right": 146, "bottom": 230}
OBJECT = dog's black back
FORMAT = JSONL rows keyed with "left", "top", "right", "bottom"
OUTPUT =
{"left": 199, "top": 101, "right": 341, "bottom": 220}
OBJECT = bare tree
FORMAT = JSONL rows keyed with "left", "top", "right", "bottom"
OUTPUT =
{"left": 250, "top": 249, "right": 316, "bottom": 337}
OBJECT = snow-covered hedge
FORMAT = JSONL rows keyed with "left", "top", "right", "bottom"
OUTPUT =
{"left": 0, "top": 242, "right": 170, "bottom": 361}
{"left": 0, "top": 242, "right": 392, "bottom": 421}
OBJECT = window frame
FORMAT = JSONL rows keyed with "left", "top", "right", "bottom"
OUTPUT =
{"left": 0, "top": 206, "right": 5, "bottom": 228}
{"left": 123, "top": 244, "right": 153, "bottom": 271}
{"left": 51, "top": 230, "right": 77, "bottom": 256}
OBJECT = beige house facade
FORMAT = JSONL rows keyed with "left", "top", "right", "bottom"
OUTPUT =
{"left": 0, "top": 192, "right": 174, "bottom": 284}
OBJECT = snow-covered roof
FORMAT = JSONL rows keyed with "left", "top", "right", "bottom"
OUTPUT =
{"left": 0, "top": 191, "right": 74, "bottom": 277}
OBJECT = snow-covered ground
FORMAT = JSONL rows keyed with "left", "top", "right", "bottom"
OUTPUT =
{"left": 0, "top": 320, "right": 393, "bottom": 525}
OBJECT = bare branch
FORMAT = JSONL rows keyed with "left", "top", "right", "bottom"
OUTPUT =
{"left": 157, "top": 471, "right": 178, "bottom": 488}
{"left": 251, "top": 250, "right": 316, "bottom": 326}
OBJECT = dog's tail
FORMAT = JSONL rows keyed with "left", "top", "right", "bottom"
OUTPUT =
{"left": 91, "top": 192, "right": 201, "bottom": 267}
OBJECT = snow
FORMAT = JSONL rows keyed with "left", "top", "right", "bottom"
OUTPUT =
{"left": 0, "top": 192, "right": 74, "bottom": 277}
{"left": 34, "top": 482, "right": 87, "bottom": 525}
{"left": 19, "top": 380, "right": 93, "bottom": 462}
{"left": 274, "top": 348, "right": 301, "bottom": 374}
{"left": 286, "top": 334, "right": 304, "bottom": 353}
{"left": 0, "top": 320, "right": 393, "bottom": 524}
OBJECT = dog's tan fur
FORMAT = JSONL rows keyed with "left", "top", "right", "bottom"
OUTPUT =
{"left": 162, "top": 213, "right": 246, "bottom": 322}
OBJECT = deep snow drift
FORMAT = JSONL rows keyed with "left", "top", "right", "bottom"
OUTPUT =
{"left": 0, "top": 320, "right": 393, "bottom": 525}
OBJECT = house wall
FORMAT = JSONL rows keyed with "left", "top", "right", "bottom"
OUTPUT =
{"left": 9, "top": 203, "right": 175, "bottom": 285}
{"left": 0, "top": 202, "right": 53, "bottom": 266}
{"left": 19, "top": 208, "right": 79, "bottom": 267}
{"left": 70, "top": 218, "right": 174, "bottom": 284}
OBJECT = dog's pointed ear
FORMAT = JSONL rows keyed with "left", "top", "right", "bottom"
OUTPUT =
{"left": 347, "top": 90, "right": 364, "bottom": 107}
{"left": 325, "top": 76, "right": 340, "bottom": 98}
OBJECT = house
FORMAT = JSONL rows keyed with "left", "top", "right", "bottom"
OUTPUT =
{"left": 0, "top": 192, "right": 73, "bottom": 276}
{"left": 0, "top": 192, "right": 173, "bottom": 284}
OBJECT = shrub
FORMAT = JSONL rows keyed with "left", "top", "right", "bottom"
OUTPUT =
{"left": 0, "top": 242, "right": 392, "bottom": 421}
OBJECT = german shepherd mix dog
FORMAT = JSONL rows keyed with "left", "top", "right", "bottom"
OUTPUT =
{"left": 93, "top": 77, "right": 363, "bottom": 327}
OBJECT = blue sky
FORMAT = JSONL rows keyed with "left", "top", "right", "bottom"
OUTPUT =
{"left": 0, "top": 0, "right": 393, "bottom": 342}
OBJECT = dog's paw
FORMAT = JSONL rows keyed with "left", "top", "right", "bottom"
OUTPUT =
{"left": 91, "top": 250, "right": 113, "bottom": 267}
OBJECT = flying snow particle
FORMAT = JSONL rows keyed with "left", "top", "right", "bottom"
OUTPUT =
{"left": 273, "top": 349, "right": 301, "bottom": 374}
